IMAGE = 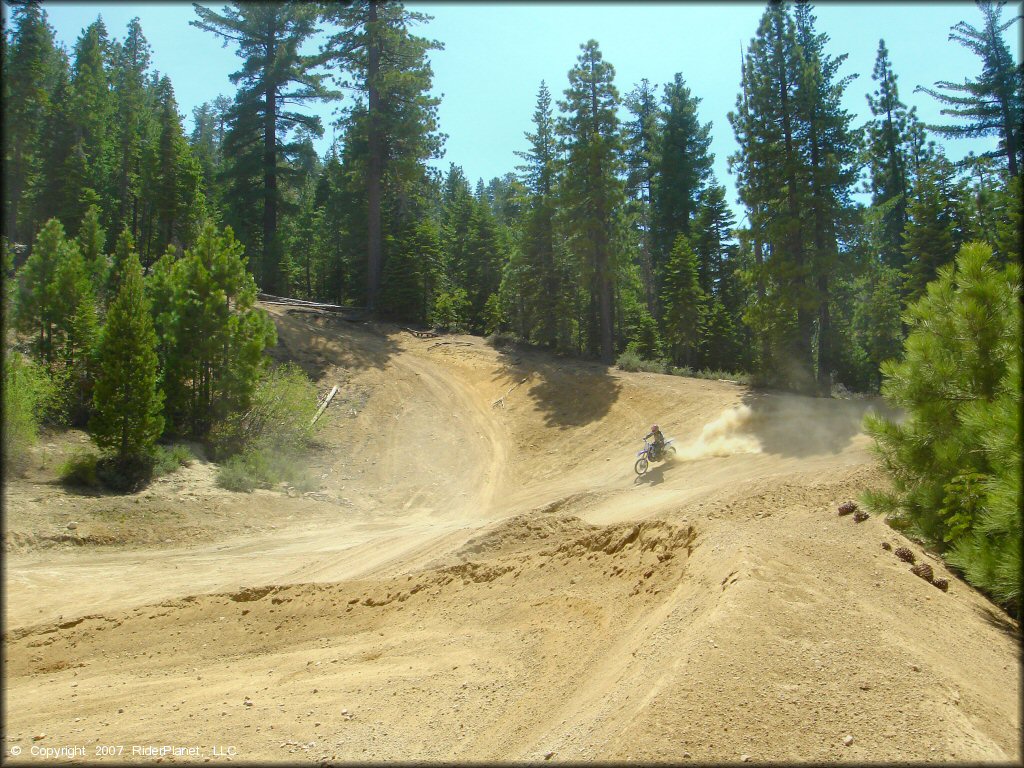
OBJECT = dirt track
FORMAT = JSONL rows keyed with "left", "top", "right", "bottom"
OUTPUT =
{"left": 4, "top": 305, "right": 1020, "bottom": 763}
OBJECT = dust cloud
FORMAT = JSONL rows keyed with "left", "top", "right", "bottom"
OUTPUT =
{"left": 675, "top": 404, "right": 762, "bottom": 460}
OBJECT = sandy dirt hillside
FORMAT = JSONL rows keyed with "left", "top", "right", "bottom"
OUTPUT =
{"left": 4, "top": 304, "right": 1020, "bottom": 763}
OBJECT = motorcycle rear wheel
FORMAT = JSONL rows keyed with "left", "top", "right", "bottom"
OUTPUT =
{"left": 634, "top": 457, "right": 649, "bottom": 475}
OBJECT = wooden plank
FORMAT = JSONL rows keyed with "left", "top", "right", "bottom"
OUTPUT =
{"left": 311, "top": 385, "right": 339, "bottom": 425}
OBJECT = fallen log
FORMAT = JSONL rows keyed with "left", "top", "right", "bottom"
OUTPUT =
{"left": 311, "top": 385, "right": 339, "bottom": 425}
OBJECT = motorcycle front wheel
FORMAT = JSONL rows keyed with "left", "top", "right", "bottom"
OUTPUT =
{"left": 634, "top": 457, "right": 649, "bottom": 475}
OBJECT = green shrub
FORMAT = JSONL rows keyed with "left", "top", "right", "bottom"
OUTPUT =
{"left": 215, "top": 446, "right": 315, "bottom": 493}
{"left": 59, "top": 449, "right": 100, "bottom": 487}
{"left": 209, "top": 363, "right": 320, "bottom": 459}
{"left": 216, "top": 451, "right": 267, "bottom": 492}
{"left": 486, "top": 331, "right": 519, "bottom": 350}
{"left": 616, "top": 349, "right": 668, "bottom": 374}
{"left": 153, "top": 444, "right": 196, "bottom": 477}
{"left": 429, "top": 288, "right": 470, "bottom": 332}
{"left": 2, "top": 352, "right": 57, "bottom": 476}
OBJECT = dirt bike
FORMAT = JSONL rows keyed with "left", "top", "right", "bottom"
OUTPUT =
{"left": 634, "top": 437, "right": 676, "bottom": 475}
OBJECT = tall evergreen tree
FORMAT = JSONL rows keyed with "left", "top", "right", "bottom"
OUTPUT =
{"left": 558, "top": 40, "right": 626, "bottom": 363}
{"left": 864, "top": 39, "right": 922, "bottom": 271}
{"left": 730, "top": 4, "right": 816, "bottom": 391}
{"left": 108, "top": 17, "right": 153, "bottom": 240}
{"left": 192, "top": 3, "right": 334, "bottom": 294}
{"left": 69, "top": 18, "right": 115, "bottom": 221}
{"left": 916, "top": 1, "right": 1023, "bottom": 177}
{"left": 3, "top": 2, "right": 62, "bottom": 241}
{"left": 138, "top": 76, "right": 204, "bottom": 264}
{"left": 794, "top": 3, "right": 861, "bottom": 395}
{"left": 730, "top": 3, "right": 859, "bottom": 393}
{"left": 623, "top": 78, "right": 660, "bottom": 313}
{"left": 323, "top": 1, "right": 444, "bottom": 311}
{"left": 652, "top": 73, "right": 714, "bottom": 294}
{"left": 514, "top": 81, "right": 565, "bottom": 347}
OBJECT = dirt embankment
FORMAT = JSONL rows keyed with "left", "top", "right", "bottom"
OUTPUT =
{"left": 3, "top": 305, "right": 1019, "bottom": 763}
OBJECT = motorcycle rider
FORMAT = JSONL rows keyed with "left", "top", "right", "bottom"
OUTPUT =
{"left": 644, "top": 424, "right": 666, "bottom": 460}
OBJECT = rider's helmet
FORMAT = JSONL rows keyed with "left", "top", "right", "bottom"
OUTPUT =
{"left": 651, "top": 424, "right": 659, "bottom": 432}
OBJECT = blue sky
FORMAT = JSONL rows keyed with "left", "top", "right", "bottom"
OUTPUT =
{"left": 13, "top": 2, "right": 1020, "bottom": 215}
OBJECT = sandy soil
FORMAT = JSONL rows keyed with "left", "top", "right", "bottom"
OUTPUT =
{"left": 3, "top": 304, "right": 1019, "bottom": 763}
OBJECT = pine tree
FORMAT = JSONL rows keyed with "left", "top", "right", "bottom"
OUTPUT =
{"left": 660, "top": 234, "right": 705, "bottom": 368}
{"left": 916, "top": 1, "right": 1023, "bottom": 177}
{"left": 69, "top": 18, "right": 115, "bottom": 223}
{"left": 514, "top": 81, "right": 566, "bottom": 348}
{"left": 380, "top": 219, "right": 439, "bottom": 323}
{"left": 158, "top": 223, "right": 276, "bottom": 438}
{"left": 76, "top": 204, "right": 109, "bottom": 293}
{"left": 189, "top": 97, "right": 230, "bottom": 216}
{"left": 794, "top": 3, "right": 861, "bottom": 395}
{"left": 14, "top": 218, "right": 69, "bottom": 364}
{"left": 323, "top": 1, "right": 444, "bottom": 311}
{"left": 623, "top": 78, "right": 660, "bottom": 313}
{"left": 90, "top": 249, "right": 163, "bottom": 462}
{"left": 730, "top": 4, "right": 815, "bottom": 391}
{"left": 192, "top": 3, "right": 334, "bottom": 294}
{"left": 139, "top": 76, "right": 205, "bottom": 263}
{"left": 3, "top": 3, "right": 63, "bottom": 241}
{"left": 558, "top": 40, "right": 626, "bottom": 363}
{"left": 106, "top": 228, "right": 138, "bottom": 306}
{"left": 948, "top": 347, "right": 1021, "bottom": 613}
{"left": 851, "top": 259, "right": 904, "bottom": 392}
{"left": 108, "top": 17, "right": 153, "bottom": 240}
{"left": 902, "top": 153, "right": 961, "bottom": 300}
{"left": 691, "top": 183, "right": 746, "bottom": 370}
{"left": 465, "top": 199, "right": 505, "bottom": 333}
{"left": 864, "top": 39, "right": 921, "bottom": 270}
{"left": 652, "top": 73, "right": 714, "bottom": 293}
{"left": 51, "top": 239, "right": 96, "bottom": 370}
{"left": 865, "top": 242, "right": 1020, "bottom": 609}
{"left": 730, "top": 3, "right": 859, "bottom": 393}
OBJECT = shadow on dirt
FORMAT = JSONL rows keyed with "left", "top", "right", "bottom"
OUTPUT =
{"left": 491, "top": 345, "right": 621, "bottom": 429}
{"left": 739, "top": 390, "right": 900, "bottom": 459}
{"left": 267, "top": 310, "right": 400, "bottom": 380}
{"left": 634, "top": 461, "right": 670, "bottom": 486}
{"left": 975, "top": 603, "right": 1020, "bottom": 641}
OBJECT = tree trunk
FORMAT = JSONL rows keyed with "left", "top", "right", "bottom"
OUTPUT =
{"left": 366, "top": 0, "right": 383, "bottom": 311}
{"left": 262, "top": 17, "right": 279, "bottom": 295}
{"left": 816, "top": 273, "right": 832, "bottom": 396}
{"left": 775, "top": 15, "right": 812, "bottom": 393}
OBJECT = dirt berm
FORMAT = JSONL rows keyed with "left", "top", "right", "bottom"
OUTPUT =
{"left": 3, "top": 304, "right": 1019, "bottom": 762}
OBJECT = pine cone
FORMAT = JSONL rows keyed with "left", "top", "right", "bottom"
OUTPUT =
{"left": 838, "top": 501, "right": 857, "bottom": 516}
{"left": 894, "top": 547, "right": 915, "bottom": 564}
{"left": 911, "top": 563, "right": 934, "bottom": 582}
{"left": 932, "top": 578, "right": 949, "bottom": 592}
{"left": 853, "top": 510, "right": 869, "bottom": 523}
{"left": 881, "top": 542, "right": 892, "bottom": 551}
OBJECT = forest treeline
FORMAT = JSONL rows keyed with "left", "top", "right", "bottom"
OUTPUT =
{"left": 4, "top": 1, "right": 1020, "bottom": 389}
{"left": 2, "top": 1, "right": 1021, "bottom": 608}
